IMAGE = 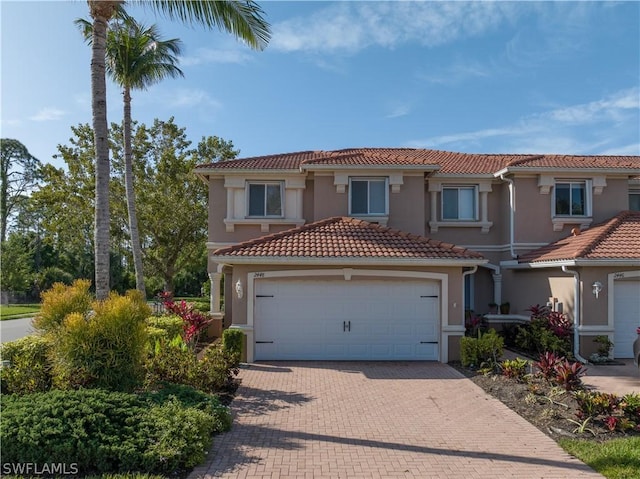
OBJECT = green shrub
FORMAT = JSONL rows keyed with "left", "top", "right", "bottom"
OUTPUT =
{"left": 500, "top": 357, "right": 529, "bottom": 380}
{"left": 33, "top": 279, "right": 93, "bottom": 333}
{"left": 514, "top": 313, "right": 572, "bottom": 358}
{"left": 192, "top": 344, "right": 240, "bottom": 393}
{"left": 460, "top": 329, "right": 504, "bottom": 367}
{"left": 222, "top": 328, "right": 244, "bottom": 366}
{"left": 146, "top": 326, "right": 169, "bottom": 345}
{"left": 145, "top": 335, "right": 197, "bottom": 388}
{"left": 0, "top": 388, "right": 227, "bottom": 475}
{"left": 52, "top": 290, "right": 150, "bottom": 391}
{"left": 142, "top": 399, "right": 216, "bottom": 471}
{"left": 145, "top": 338, "right": 239, "bottom": 394}
{"left": 145, "top": 315, "right": 184, "bottom": 340}
{"left": 0, "top": 335, "right": 52, "bottom": 394}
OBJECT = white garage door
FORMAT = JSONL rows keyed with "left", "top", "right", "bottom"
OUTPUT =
{"left": 254, "top": 278, "right": 440, "bottom": 361}
{"left": 613, "top": 280, "right": 640, "bottom": 358}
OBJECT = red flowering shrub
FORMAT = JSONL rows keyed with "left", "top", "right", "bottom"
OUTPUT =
{"left": 159, "top": 292, "right": 210, "bottom": 347}
{"left": 548, "top": 311, "right": 572, "bottom": 338}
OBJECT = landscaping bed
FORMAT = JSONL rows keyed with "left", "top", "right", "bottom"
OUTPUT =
{"left": 455, "top": 362, "right": 638, "bottom": 441}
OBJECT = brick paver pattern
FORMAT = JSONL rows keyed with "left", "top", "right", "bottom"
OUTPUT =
{"left": 190, "top": 362, "right": 603, "bottom": 479}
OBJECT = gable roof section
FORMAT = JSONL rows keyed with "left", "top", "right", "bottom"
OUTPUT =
{"left": 195, "top": 148, "right": 640, "bottom": 176}
{"left": 518, "top": 211, "right": 640, "bottom": 264}
{"left": 212, "top": 216, "right": 485, "bottom": 265}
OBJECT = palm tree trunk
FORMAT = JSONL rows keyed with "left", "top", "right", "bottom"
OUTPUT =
{"left": 123, "top": 86, "right": 146, "bottom": 297}
{"left": 89, "top": 2, "right": 116, "bottom": 300}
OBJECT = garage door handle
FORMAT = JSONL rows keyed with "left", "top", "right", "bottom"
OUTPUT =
{"left": 420, "top": 341, "right": 438, "bottom": 344}
{"left": 256, "top": 295, "right": 274, "bottom": 298}
{"left": 256, "top": 341, "right": 274, "bottom": 344}
{"left": 343, "top": 321, "right": 351, "bottom": 332}
{"left": 420, "top": 295, "right": 439, "bottom": 298}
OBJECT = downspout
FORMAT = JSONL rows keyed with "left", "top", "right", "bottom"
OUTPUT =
{"left": 499, "top": 174, "right": 517, "bottom": 259}
{"left": 561, "top": 265, "right": 588, "bottom": 363}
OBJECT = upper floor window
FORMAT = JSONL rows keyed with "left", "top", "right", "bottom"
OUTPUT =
{"left": 442, "top": 186, "right": 477, "bottom": 220}
{"left": 554, "top": 180, "right": 590, "bottom": 217}
{"left": 630, "top": 189, "right": 640, "bottom": 211}
{"left": 349, "top": 178, "right": 388, "bottom": 215}
{"left": 247, "top": 182, "right": 283, "bottom": 217}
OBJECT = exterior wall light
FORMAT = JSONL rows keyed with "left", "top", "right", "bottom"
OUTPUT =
{"left": 592, "top": 281, "right": 603, "bottom": 299}
{"left": 235, "top": 279, "right": 244, "bottom": 299}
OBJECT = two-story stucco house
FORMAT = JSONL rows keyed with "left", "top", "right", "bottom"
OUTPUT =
{"left": 195, "top": 148, "right": 640, "bottom": 363}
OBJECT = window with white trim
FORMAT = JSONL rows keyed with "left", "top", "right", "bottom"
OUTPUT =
{"left": 554, "top": 180, "right": 590, "bottom": 217}
{"left": 442, "top": 186, "right": 478, "bottom": 220}
{"left": 349, "top": 178, "right": 388, "bottom": 215}
{"left": 247, "top": 182, "right": 283, "bottom": 217}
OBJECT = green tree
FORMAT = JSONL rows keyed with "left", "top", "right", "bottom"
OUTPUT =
{"left": 196, "top": 135, "right": 239, "bottom": 163}
{"left": 31, "top": 124, "right": 127, "bottom": 288}
{"left": 0, "top": 139, "right": 41, "bottom": 242}
{"left": 135, "top": 118, "right": 239, "bottom": 294}
{"left": 33, "top": 120, "right": 237, "bottom": 295}
{"left": 0, "top": 232, "right": 34, "bottom": 294}
{"left": 86, "top": 1, "right": 270, "bottom": 299}
{"left": 78, "top": 14, "right": 184, "bottom": 297}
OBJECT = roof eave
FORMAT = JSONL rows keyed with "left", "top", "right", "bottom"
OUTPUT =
{"left": 211, "top": 256, "right": 488, "bottom": 267}
{"left": 301, "top": 164, "right": 440, "bottom": 172}
{"left": 495, "top": 167, "right": 640, "bottom": 176}
{"left": 193, "top": 167, "right": 305, "bottom": 177}
{"left": 502, "top": 258, "right": 640, "bottom": 269}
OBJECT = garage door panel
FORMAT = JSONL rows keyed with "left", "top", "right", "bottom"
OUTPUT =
{"left": 254, "top": 277, "right": 441, "bottom": 361}
{"left": 614, "top": 280, "right": 640, "bottom": 358}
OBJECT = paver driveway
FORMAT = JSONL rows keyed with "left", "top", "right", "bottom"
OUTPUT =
{"left": 190, "top": 362, "right": 602, "bottom": 479}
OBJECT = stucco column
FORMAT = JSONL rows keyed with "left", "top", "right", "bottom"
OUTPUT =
{"left": 480, "top": 190, "right": 489, "bottom": 224}
{"left": 430, "top": 190, "right": 438, "bottom": 222}
{"left": 209, "top": 272, "right": 222, "bottom": 313}
{"left": 492, "top": 273, "right": 502, "bottom": 311}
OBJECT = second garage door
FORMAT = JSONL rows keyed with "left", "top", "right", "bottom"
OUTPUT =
{"left": 613, "top": 279, "right": 640, "bottom": 358}
{"left": 254, "top": 277, "right": 440, "bottom": 361}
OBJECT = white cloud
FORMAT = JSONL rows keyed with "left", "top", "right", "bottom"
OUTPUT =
{"left": 168, "top": 89, "right": 222, "bottom": 109}
{"left": 407, "top": 87, "right": 640, "bottom": 154}
{"left": 180, "top": 48, "right": 253, "bottom": 67}
{"left": 271, "top": 2, "right": 521, "bottom": 54}
{"left": 419, "top": 60, "right": 492, "bottom": 85}
{"left": 545, "top": 87, "right": 639, "bottom": 124}
{"left": 386, "top": 103, "right": 411, "bottom": 119}
{"left": 29, "top": 107, "right": 66, "bottom": 122}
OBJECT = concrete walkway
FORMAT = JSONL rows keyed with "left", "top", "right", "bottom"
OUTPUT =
{"left": 583, "top": 359, "right": 639, "bottom": 396}
{"left": 190, "top": 362, "right": 602, "bottom": 479}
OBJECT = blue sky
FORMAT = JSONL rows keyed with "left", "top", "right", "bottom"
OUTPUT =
{"left": 1, "top": 1, "right": 639, "bottom": 169}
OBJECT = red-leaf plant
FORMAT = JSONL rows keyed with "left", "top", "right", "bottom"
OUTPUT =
{"left": 159, "top": 292, "right": 210, "bottom": 347}
{"left": 535, "top": 351, "right": 562, "bottom": 381}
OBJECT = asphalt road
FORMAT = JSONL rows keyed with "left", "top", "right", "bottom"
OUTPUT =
{"left": 1, "top": 317, "right": 35, "bottom": 343}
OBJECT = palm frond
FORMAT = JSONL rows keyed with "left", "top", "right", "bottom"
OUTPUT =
{"left": 137, "top": 0, "right": 271, "bottom": 50}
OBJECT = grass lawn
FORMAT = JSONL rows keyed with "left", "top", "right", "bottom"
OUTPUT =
{"left": 0, "top": 304, "right": 41, "bottom": 320}
{"left": 559, "top": 437, "right": 640, "bottom": 479}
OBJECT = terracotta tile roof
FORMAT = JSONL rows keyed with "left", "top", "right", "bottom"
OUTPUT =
{"left": 213, "top": 216, "right": 485, "bottom": 261}
{"left": 505, "top": 155, "right": 640, "bottom": 170}
{"left": 196, "top": 150, "right": 325, "bottom": 170}
{"left": 519, "top": 211, "right": 640, "bottom": 263}
{"left": 195, "top": 148, "right": 639, "bottom": 175}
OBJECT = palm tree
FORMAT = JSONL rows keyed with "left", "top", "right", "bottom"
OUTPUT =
{"left": 78, "top": 14, "right": 184, "bottom": 297}
{"left": 86, "top": 0, "right": 270, "bottom": 299}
